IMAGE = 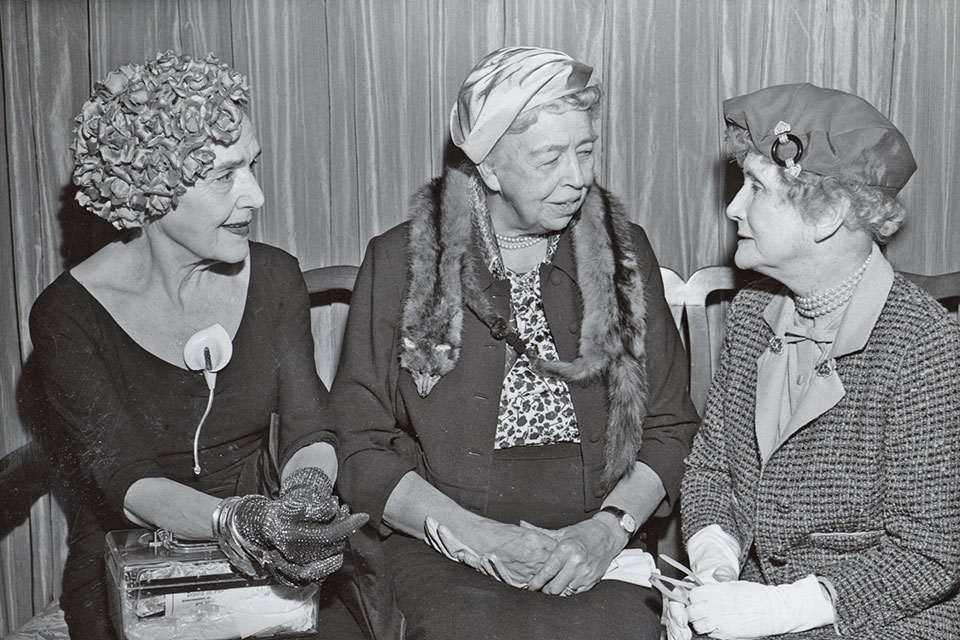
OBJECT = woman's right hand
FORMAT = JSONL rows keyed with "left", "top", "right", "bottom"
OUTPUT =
{"left": 662, "top": 601, "right": 693, "bottom": 640}
{"left": 223, "top": 467, "right": 368, "bottom": 584}
{"left": 687, "top": 524, "right": 741, "bottom": 584}
{"left": 425, "top": 516, "right": 558, "bottom": 587}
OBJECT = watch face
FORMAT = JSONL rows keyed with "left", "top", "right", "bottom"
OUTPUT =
{"left": 621, "top": 512, "right": 638, "bottom": 533}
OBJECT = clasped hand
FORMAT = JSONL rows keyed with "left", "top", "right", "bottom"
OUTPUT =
{"left": 225, "top": 467, "right": 368, "bottom": 585}
{"left": 662, "top": 525, "right": 742, "bottom": 640}
{"left": 424, "top": 515, "right": 624, "bottom": 596}
{"left": 425, "top": 517, "right": 555, "bottom": 587}
{"left": 666, "top": 576, "right": 835, "bottom": 640}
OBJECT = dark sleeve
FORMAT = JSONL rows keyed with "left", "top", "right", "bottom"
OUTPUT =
{"left": 331, "top": 231, "right": 420, "bottom": 529}
{"left": 631, "top": 227, "right": 700, "bottom": 514}
{"left": 270, "top": 250, "right": 337, "bottom": 471}
{"left": 29, "top": 286, "right": 165, "bottom": 514}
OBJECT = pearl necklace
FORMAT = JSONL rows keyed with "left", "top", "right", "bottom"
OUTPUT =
{"left": 495, "top": 232, "right": 548, "bottom": 250}
{"left": 794, "top": 253, "right": 872, "bottom": 319}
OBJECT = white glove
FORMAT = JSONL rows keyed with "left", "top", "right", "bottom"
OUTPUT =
{"left": 687, "top": 575, "right": 836, "bottom": 639}
{"left": 424, "top": 516, "right": 483, "bottom": 569}
{"left": 662, "top": 600, "right": 693, "bottom": 640}
{"left": 686, "top": 524, "right": 741, "bottom": 583}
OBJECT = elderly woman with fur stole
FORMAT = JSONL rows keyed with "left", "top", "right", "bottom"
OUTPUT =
{"left": 664, "top": 84, "right": 960, "bottom": 640}
{"left": 331, "top": 46, "right": 698, "bottom": 639}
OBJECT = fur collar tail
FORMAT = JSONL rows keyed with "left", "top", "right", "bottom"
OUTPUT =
{"left": 532, "top": 189, "right": 648, "bottom": 490}
{"left": 399, "top": 166, "right": 649, "bottom": 490}
{"left": 398, "top": 171, "right": 474, "bottom": 396}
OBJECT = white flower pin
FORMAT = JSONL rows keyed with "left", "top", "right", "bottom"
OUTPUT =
{"left": 183, "top": 323, "right": 233, "bottom": 474}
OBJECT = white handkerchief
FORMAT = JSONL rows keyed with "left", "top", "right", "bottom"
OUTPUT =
{"left": 601, "top": 548, "right": 657, "bottom": 587}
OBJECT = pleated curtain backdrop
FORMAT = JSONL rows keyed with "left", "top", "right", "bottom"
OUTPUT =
{"left": 1, "top": 0, "right": 958, "bottom": 633}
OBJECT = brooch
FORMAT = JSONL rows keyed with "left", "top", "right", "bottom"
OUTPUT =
{"left": 768, "top": 336, "right": 784, "bottom": 355}
{"left": 489, "top": 315, "right": 527, "bottom": 357}
{"left": 771, "top": 120, "right": 803, "bottom": 177}
{"left": 815, "top": 359, "right": 835, "bottom": 377}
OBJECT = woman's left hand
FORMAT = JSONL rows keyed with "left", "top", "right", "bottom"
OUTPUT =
{"left": 686, "top": 576, "right": 835, "bottom": 639}
{"left": 524, "top": 517, "right": 627, "bottom": 596}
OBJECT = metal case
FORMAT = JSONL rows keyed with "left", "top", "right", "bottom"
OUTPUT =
{"left": 104, "top": 529, "right": 318, "bottom": 640}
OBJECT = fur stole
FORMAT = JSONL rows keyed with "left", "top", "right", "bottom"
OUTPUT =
{"left": 399, "top": 164, "right": 648, "bottom": 491}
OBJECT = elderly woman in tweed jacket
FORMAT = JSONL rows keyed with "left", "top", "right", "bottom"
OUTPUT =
{"left": 667, "top": 84, "right": 960, "bottom": 639}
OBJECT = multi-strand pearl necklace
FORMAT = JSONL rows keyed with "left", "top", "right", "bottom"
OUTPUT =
{"left": 495, "top": 232, "right": 548, "bottom": 250}
{"left": 794, "top": 253, "right": 872, "bottom": 319}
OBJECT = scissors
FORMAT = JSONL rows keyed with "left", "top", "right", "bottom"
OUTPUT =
{"left": 649, "top": 554, "right": 703, "bottom": 604}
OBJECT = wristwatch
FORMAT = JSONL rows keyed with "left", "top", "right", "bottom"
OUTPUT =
{"left": 595, "top": 506, "right": 638, "bottom": 536}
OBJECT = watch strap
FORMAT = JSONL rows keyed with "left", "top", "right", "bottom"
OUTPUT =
{"left": 596, "top": 505, "right": 637, "bottom": 535}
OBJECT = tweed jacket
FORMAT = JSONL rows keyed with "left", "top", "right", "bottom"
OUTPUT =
{"left": 682, "top": 275, "right": 960, "bottom": 639}
{"left": 332, "top": 179, "right": 699, "bottom": 531}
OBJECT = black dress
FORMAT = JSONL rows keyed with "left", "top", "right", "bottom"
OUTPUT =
{"left": 29, "top": 242, "right": 354, "bottom": 639}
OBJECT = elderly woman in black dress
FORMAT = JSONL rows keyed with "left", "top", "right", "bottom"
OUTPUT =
{"left": 664, "top": 84, "right": 960, "bottom": 639}
{"left": 30, "top": 51, "right": 365, "bottom": 639}
{"left": 332, "top": 46, "right": 699, "bottom": 639}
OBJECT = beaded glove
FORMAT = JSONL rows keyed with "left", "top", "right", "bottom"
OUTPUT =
{"left": 214, "top": 467, "right": 368, "bottom": 585}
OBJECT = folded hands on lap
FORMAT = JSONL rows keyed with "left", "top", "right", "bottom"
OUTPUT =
{"left": 425, "top": 516, "right": 556, "bottom": 587}
{"left": 424, "top": 515, "right": 623, "bottom": 596}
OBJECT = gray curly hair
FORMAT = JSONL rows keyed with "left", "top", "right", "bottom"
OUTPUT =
{"left": 725, "top": 125, "right": 906, "bottom": 244}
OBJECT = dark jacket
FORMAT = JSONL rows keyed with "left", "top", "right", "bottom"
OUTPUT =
{"left": 332, "top": 184, "right": 698, "bottom": 530}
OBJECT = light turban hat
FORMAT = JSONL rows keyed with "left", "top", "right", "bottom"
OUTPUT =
{"left": 450, "top": 46, "right": 594, "bottom": 163}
